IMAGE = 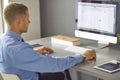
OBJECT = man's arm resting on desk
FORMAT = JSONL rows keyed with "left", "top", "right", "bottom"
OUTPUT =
{"left": 13, "top": 43, "right": 84, "bottom": 72}
{"left": 33, "top": 45, "right": 96, "bottom": 61}
{"left": 34, "top": 46, "right": 96, "bottom": 63}
{"left": 14, "top": 43, "right": 96, "bottom": 73}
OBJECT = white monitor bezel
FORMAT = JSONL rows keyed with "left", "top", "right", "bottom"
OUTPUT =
{"left": 75, "top": 1, "right": 118, "bottom": 45}
{"left": 75, "top": 30, "right": 117, "bottom": 44}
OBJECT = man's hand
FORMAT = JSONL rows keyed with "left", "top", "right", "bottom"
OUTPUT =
{"left": 34, "top": 46, "right": 54, "bottom": 54}
{"left": 82, "top": 50, "right": 96, "bottom": 62}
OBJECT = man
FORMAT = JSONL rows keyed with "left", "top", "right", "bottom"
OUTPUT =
{"left": 0, "top": 2, "right": 96, "bottom": 80}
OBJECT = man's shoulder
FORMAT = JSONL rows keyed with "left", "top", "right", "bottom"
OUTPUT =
{"left": 0, "top": 34, "right": 33, "bottom": 51}
{"left": 6, "top": 42, "right": 33, "bottom": 56}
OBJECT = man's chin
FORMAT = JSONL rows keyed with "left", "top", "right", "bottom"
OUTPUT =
{"left": 23, "top": 30, "right": 27, "bottom": 33}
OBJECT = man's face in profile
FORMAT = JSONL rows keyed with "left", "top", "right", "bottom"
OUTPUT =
{"left": 18, "top": 11, "right": 30, "bottom": 33}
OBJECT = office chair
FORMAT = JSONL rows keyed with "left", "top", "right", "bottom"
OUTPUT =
{"left": 0, "top": 73, "right": 20, "bottom": 80}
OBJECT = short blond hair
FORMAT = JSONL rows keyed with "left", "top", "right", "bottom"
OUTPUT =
{"left": 3, "top": 2, "right": 28, "bottom": 25}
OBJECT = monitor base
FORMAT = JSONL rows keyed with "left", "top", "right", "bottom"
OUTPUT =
{"left": 85, "top": 42, "right": 109, "bottom": 50}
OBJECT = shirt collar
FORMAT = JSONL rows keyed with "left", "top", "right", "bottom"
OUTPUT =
{"left": 5, "top": 29, "right": 23, "bottom": 42}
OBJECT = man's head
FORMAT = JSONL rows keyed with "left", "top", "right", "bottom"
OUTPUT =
{"left": 4, "top": 3, "right": 30, "bottom": 34}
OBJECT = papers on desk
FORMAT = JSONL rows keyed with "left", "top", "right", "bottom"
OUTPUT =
{"left": 31, "top": 44, "right": 44, "bottom": 51}
{"left": 31, "top": 44, "right": 43, "bottom": 48}
{"left": 94, "top": 60, "right": 120, "bottom": 73}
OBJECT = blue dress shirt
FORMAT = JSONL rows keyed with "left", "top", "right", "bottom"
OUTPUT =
{"left": 0, "top": 30, "right": 83, "bottom": 80}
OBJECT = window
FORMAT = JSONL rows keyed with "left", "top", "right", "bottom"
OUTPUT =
{"left": 0, "top": 0, "right": 3, "bottom": 35}
{"left": 0, "top": 0, "right": 9, "bottom": 35}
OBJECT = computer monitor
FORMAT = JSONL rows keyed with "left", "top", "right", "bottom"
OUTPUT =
{"left": 75, "top": 0, "right": 118, "bottom": 48}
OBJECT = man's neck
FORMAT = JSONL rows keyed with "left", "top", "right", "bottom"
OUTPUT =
{"left": 8, "top": 26, "right": 22, "bottom": 35}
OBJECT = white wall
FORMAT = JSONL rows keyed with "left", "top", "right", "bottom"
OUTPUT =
{"left": 10, "top": 0, "right": 41, "bottom": 41}
{"left": 40, "top": 0, "right": 76, "bottom": 37}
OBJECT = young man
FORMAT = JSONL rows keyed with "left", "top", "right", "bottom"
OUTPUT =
{"left": 0, "top": 2, "right": 96, "bottom": 80}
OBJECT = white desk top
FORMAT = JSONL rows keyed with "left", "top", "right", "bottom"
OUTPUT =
{"left": 27, "top": 37, "right": 120, "bottom": 80}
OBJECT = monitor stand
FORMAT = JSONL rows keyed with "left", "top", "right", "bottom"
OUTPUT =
{"left": 85, "top": 41, "right": 109, "bottom": 50}
{"left": 97, "top": 41, "right": 109, "bottom": 49}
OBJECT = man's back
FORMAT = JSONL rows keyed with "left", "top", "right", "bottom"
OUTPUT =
{"left": 0, "top": 30, "right": 39, "bottom": 80}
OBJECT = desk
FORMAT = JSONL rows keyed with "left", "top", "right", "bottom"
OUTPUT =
{"left": 27, "top": 37, "right": 120, "bottom": 80}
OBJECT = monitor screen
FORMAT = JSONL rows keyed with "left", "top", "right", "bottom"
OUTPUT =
{"left": 75, "top": 0, "right": 118, "bottom": 46}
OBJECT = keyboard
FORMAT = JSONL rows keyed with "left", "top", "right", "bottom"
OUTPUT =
{"left": 64, "top": 46, "right": 91, "bottom": 54}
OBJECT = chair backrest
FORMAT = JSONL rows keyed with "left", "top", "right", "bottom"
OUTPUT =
{"left": 0, "top": 73, "right": 20, "bottom": 80}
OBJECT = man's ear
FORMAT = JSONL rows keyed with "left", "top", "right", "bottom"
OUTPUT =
{"left": 15, "top": 17, "right": 21, "bottom": 25}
